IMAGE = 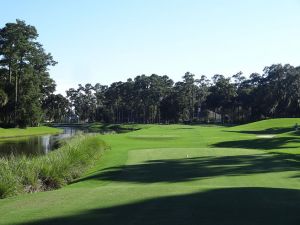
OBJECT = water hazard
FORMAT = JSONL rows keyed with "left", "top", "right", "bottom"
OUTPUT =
{"left": 0, "top": 127, "right": 89, "bottom": 157}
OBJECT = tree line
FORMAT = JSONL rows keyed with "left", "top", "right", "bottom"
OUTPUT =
{"left": 65, "top": 65, "right": 300, "bottom": 124}
{"left": 1, "top": 20, "right": 300, "bottom": 127}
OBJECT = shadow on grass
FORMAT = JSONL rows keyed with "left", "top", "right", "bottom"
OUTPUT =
{"left": 227, "top": 127, "right": 294, "bottom": 135}
{"left": 21, "top": 187, "right": 300, "bottom": 225}
{"left": 73, "top": 152, "right": 300, "bottom": 184}
{"left": 290, "top": 130, "right": 300, "bottom": 136}
{"left": 212, "top": 137, "right": 300, "bottom": 150}
{"left": 88, "top": 123, "right": 141, "bottom": 134}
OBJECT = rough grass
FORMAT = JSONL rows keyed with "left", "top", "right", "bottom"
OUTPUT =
{"left": 0, "top": 119, "right": 300, "bottom": 225}
{"left": 0, "top": 135, "right": 107, "bottom": 198}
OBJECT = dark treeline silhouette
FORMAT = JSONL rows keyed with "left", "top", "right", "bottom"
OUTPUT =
{"left": 66, "top": 64, "right": 300, "bottom": 124}
{"left": 1, "top": 20, "right": 300, "bottom": 127}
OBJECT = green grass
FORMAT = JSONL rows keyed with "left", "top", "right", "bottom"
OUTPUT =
{"left": 0, "top": 119, "right": 300, "bottom": 225}
{"left": 0, "top": 126, "right": 62, "bottom": 139}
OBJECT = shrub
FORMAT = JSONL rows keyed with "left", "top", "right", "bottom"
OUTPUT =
{"left": 0, "top": 135, "right": 107, "bottom": 198}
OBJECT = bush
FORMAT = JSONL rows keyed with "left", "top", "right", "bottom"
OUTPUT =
{"left": 0, "top": 158, "right": 22, "bottom": 198}
{"left": 0, "top": 135, "right": 107, "bottom": 198}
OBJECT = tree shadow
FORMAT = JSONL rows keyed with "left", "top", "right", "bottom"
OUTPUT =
{"left": 88, "top": 123, "right": 141, "bottom": 133}
{"left": 73, "top": 152, "right": 300, "bottom": 184}
{"left": 212, "top": 137, "right": 300, "bottom": 150}
{"left": 226, "top": 127, "right": 294, "bottom": 135}
{"left": 290, "top": 130, "right": 300, "bottom": 136}
{"left": 20, "top": 187, "right": 300, "bottom": 225}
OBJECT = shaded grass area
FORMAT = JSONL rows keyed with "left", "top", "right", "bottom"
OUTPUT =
{"left": 228, "top": 118, "right": 300, "bottom": 132}
{"left": 20, "top": 187, "right": 300, "bottom": 225}
{"left": 76, "top": 151, "right": 300, "bottom": 184}
{"left": 88, "top": 123, "right": 142, "bottom": 133}
{"left": 0, "top": 135, "right": 107, "bottom": 198}
{"left": 0, "top": 126, "right": 62, "bottom": 139}
{"left": 226, "top": 127, "right": 294, "bottom": 135}
{"left": 1, "top": 119, "right": 300, "bottom": 225}
{"left": 212, "top": 137, "right": 300, "bottom": 150}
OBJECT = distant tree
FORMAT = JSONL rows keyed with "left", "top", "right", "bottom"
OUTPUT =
{"left": 172, "top": 72, "right": 198, "bottom": 122}
{"left": 160, "top": 91, "right": 180, "bottom": 123}
{"left": 43, "top": 94, "right": 70, "bottom": 122}
{"left": 94, "top": 83, "right": 108, "bottom": 121}
{"left": 195, "top": 75, "right": 210, "bottom": 119}
{"left": 66, "top": 84, "right": 97, "bottom": 122}
{"left": 207, "top": 74, "right": 236, "bottom": 123}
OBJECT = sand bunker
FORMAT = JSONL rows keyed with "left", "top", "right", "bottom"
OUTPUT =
{"left": 256, "top": 135, "right": 276, "bottom": 138}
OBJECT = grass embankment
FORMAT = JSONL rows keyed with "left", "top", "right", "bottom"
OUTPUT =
{"left": 0, "top": 118, "right": 300, "bottom": 225}
{"left": 0, "top": 126, "right": 61, "bottom": 139}
{"left": 0, "top": 135, "right": 107, "bottom": 198}
{"left": 230, "top": 118, "right": 300, "bottom": 132}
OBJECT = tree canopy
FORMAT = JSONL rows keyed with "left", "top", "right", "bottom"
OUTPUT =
{"left": 0, "top": 19, "right": 63, "bottom": 127}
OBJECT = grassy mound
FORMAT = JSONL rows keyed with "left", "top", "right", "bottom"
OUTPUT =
{"left": 0, "top": 135, "right": 107, "bottom": 198}
{"left": 229, "top": 118, "right": 300, "bottom": 134}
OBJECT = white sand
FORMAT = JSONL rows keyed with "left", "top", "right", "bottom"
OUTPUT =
{"left": 256, "top": 135, "right": 276, "bottom": 138}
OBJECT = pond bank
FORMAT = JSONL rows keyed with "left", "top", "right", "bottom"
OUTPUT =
{"left": 0, "top": 135, "right": 108, "bottom": 199}
{"left": 48, "top": 123, "right": 141, "bottom": 133}
{"left": 0, "top": 126, "right": 62, "bottom": 139}
{"left": 0, "top": 124, "right": 138, "bottom": 157}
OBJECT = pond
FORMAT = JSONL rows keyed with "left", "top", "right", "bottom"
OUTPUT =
{"left": 0, "top": 126, "right": 100, "bottom": 157}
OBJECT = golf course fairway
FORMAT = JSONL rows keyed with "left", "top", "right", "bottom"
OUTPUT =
{"left": 1, "top": 118, "right": 300, "bottom": 225}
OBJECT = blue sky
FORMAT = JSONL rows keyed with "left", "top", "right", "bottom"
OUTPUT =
{"left": 1, "top": 0, "right": 300, "bottom": 94}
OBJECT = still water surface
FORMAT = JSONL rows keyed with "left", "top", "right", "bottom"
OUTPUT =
{"left": 0, "top": 127, "right": 90, "bottom": 156}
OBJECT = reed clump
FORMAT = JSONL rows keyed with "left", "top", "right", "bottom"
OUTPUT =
{"left": 0, "top": 135, "right": 107, "bottom": 198}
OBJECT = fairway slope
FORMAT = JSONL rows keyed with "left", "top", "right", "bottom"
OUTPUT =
{"left": 229, "top": 118, "right": 300, "bottom": 134}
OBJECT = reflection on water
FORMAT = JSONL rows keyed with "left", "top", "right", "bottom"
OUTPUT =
{"left": 0, "top": 127, "right": 86, "bottom": 157}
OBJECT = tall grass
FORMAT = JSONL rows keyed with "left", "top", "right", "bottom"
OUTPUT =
{"left": 0, "top": 135, "right": 107, "bottom": 198}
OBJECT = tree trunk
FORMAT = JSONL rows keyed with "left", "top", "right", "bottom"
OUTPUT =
{"left": 14, "top": 74, "right": 18, "bottom": 123}
{"left": 9, "top": 63, "right": 12, "bottom": 83}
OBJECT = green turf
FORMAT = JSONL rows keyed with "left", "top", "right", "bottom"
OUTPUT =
{"left": 0, "top": 119, "right": 300, "bottom": 225}
{"left": 0, "top": 126, "right": 62, "bottom": 139}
